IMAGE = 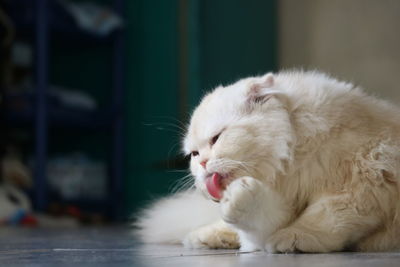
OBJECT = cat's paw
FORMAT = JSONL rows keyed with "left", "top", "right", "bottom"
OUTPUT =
{"left": 220, "top": 176, "right": 263, "bottom": 227}
{"left": 266, "top": 227, "right": 327, "bottom": 253}
{"left": 265, "top": 228, "right": 298, "bottom": 253}
{"left": 183, "top": 223, "right": 240, "bottom": 249}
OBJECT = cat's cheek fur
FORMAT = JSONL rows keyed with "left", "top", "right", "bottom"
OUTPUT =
{"left": 189, "top": 158, "right": 208, "bottom": 193}
{"left": 220, "top": 177, "right": 292, "bottom": 251}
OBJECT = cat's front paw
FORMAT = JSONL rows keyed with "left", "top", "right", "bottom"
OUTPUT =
{"left": 220, "top": 176, "right": 263, "bottom": 227}
{"left": 183, "top": 222, "right": 239, "bottom": 249}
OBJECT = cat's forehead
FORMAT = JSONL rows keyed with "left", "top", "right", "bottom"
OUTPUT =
{"left": 184, "top": 84, "right": 245, "bottom": 152}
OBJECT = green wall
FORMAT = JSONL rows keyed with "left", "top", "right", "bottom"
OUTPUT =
{"left": 124, "top": 1, "right": 181, "bottom": 215}
{"left": 200, "top": 1, "right": 277, "bottom": 90}
{"left": 124, "top": 0, "right": 277, "bottom": 216}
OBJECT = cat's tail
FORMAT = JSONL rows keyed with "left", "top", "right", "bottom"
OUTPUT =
{"left": 133, "top": 189, "right": 220, "bottom": 244}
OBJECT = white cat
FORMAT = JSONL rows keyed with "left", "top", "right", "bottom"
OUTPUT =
{"left": 135, "top": 71, "right": 400, "bottom": 253}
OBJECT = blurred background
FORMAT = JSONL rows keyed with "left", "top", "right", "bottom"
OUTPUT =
{"left": 0, "top": 0, "right": 399, "bottom": 227}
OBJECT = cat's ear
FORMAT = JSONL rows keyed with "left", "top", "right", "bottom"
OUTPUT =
{"left": 254, "top": 73, "right": 275, "bottom": 90}
{"left": 246, "top": 73, "right": 280, "bottom": 104}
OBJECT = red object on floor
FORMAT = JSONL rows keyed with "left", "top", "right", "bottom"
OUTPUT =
{"left": 66, "top": 206, "right": 81, "bottom": 218}
{"left": 21, "top": 214, "right": 38, "bottom": 226}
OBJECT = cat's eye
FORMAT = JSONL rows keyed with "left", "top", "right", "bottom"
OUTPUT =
{"left": 191, "top": 151, "right": 199, "bottom": 157}
{"left": 210, "top": 133, "right": 221, "bottom": 146}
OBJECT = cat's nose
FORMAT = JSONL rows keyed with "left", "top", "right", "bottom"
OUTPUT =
{"left": 200, "top": 160, "right": 208, "bottom": 169}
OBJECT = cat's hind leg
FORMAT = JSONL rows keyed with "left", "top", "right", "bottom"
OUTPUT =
{"left": 356, "top": 224, "right": 400, "bottom": 252}
{"left": 266, "top": 194, "right": 381, "bottom": 253}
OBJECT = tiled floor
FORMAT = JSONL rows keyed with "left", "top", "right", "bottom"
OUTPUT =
{"left": 0, "top": 227, "right": 399, "bottom": 266}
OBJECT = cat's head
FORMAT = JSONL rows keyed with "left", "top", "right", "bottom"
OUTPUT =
{"left": 183, "top": 73, "right": 294, "bottom": 201}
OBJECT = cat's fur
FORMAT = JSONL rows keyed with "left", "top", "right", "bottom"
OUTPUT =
{"left": 135, "top": 71, "right": 400, "bottom": 252}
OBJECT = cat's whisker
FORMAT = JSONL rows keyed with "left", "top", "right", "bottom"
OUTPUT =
{"left": 229, "top": 160, "right": 253, "bottom": 173}
{"left": 235, "top": 161, "right": 261, "bottom": 176}
{"left": 166, "top": 142, "right": 183, "bottom": 168}
{"left": 143, "top": 121, "right": 187, "bottom": 137}
{"left": 168, "top": 173, "right": 190, "bottom": 191}
{"left": 156, "top": 120, "right": 187, "bottom": 132}
{"left": 167, "top": 169, "right": 189, "bottom": 173}
{"left": 169, "top": 173, "right": 194, "bottom": 193}
{"left": 210, "top": 158, "right": 264, "bottom": 180}
{"left": 149, "top": 115, "right": 187, "bottom": 129}
{"left": 187, "top": 183, "right": 196, "bottom": 191}
{"left": 175, "top": 178, "right": 195, "bottom": 193}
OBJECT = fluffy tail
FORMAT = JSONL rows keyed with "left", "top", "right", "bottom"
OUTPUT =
{"left": 133, "top": 189, "right": 220, "bottom": 244}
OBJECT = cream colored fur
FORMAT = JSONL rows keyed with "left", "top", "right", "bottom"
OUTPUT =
{"left": 135, "top": 70, "right": 400, "bottom": 253}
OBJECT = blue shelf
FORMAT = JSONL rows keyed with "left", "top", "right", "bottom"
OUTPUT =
{"left": 7, "top": 0, "right": 121, "bottom": 45}
{"left": 49, "top": 196, "right": 112, "bottom": 214}
{"left": 3, "top": 0, "right": 126, "bottom": 220}
{"left": 5, "top": 106, "right": 115, "bottom": 130}
{"left": 4, "top": 92, "right": 117, "bottom": 130}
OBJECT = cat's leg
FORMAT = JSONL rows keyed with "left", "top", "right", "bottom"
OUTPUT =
{"left": 356, "top": 226, "right": 400, "bottom": 252}
{"left": 266, "top": 195, "right": 381, "bottom": 253}
{"left": 183, "top": 220, "right": 240, "bottom": 249}
{"left": 220, "top": 176, "right": 292, "bottom": 251}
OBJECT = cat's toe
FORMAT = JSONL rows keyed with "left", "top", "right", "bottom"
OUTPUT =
{"left": 266, "top": 228, "right": 298, "bottom": 253}
{"left": 266, "top": 227, "right": 330, "bottom": 253}
{"left": 183, "top": 231, "right": 209, "bottom": 249}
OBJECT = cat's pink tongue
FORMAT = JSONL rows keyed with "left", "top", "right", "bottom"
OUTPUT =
{"left": 205, "top": 173, "right": 223, "bottom": 200}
